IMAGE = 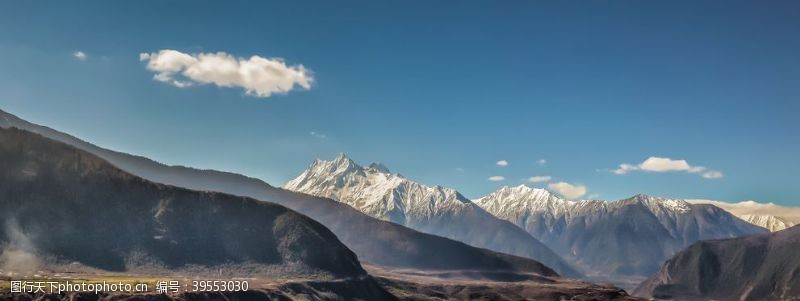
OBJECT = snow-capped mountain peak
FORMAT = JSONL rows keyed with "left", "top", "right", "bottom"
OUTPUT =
{"left": 306, "top": 153, "right": 362, "bottom": 176}
{"left": 474, "top": 185, "right": 576, "bottom": 217}
{"left": 284, "top": 154, "right": 473, "bottom": 223}
{"left": 620, "top": 194, "right": 692, "bottom": 214}
{"left": 492, "top": 185, "right": 557, "bottom": 202}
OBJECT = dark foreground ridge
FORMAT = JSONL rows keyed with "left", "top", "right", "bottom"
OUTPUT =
{"left": 635, "top": 224, "right": 800, "bottom": 300}
{"left": 0, "top": 127, "right": 367, "bottom": 279}
{"left": 0, "top": 126, "right": 400, "bottom": 300}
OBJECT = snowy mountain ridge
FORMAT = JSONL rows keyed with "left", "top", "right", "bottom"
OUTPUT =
{"left": 474, "top": 184, "right": 766, "bottom": 279}
{"left": 739, "top": 214, "right": 795, "bottom": 232}
{"left": 474, "top": 185, "right": 693, "bottom": 226}
{"left": 284, "top": 154, "right": 580, "bottom": 277}
{"left": 284, "top": 154, "right": 473, "bottom": 224}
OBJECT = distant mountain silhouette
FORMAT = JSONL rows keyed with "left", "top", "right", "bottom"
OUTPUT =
{"left": 635, "top": 225, "right": 800, "bottom": 300}
{"left": 476, "top": 186, "right": 766, "bottom": 279}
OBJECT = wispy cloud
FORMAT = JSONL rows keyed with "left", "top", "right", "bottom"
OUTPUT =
{"left": 488, "top": 176, "right": 505, "bottom": 182}
{"left": 537, "top": 159, "right": 547, "bottom": 166}
{"left": 613, "top": 156, "right": 723, "bottom": 179}
{"left": 496, "top": 160, "right": 508, "bottom": 167}
{"left": 73, "top": 51, "right": 87, "bottom": 61}
{"left": 310, "top": 131, "right": 327, "bottom": 139}
{"left": 700, "top": 170, "right": 723, "bottom": 179}
{"left": 139, "top": 49, "right": 313, "bottom": 97}
{"left": 527, "top": 176, "right": 552, "bottom": 183}
{"left": 547, "top": 182, "right": 587, "bottom": 199}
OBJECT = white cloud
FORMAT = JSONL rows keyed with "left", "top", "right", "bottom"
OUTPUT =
{"left": 548, "top": 182, "right": 587, "bottom": 199}
{"left": 73, "top": 51, "right": 87, "bottom": 61}
{"left": 612, "top": 163, "right": 639, "bottom": 175}
{"left": 638, "top": 157, "right": 693, "bottom": 172}
{"left": 496, "top": 160, "right": 508, "bottom": 167}
{"left": 139, "top": 49, "right": 313, "bottom": 98}
{"left": 528, "top": 176, "right": 552, "bottom": 183}
{"left": 488, "top": 176, "right": 505, "bottom": 182}
{"left": 613, "top": 156, "right": 723, "bottom": 179}
{"left": 310, "top": 131, "right": 327, "bottom": 139}
{"left": 701, "top": 170, "right": 723, "bottom": 179}
{"left": 537, "top": 159, "right": 547, "bottom": 166}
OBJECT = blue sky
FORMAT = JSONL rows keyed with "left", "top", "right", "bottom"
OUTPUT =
{"left": 1, "top": 1, "right": 798, "bottom": 204}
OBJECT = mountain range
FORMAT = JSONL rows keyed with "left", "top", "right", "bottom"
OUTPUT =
{"left": 688, "top": 199, "right": 800, "bottom": 232}
{"left": 283, "top": 155, "right": 578, "bottom": 277}
{"left": 6, "top": 107, "right": 797, "bottom": 300}
{"left": 0, "top": 109, "right": 563, "bottom": 278}
{"left": 635, "top": 224, "right": 800, "bottom": 300}
{"left": 474, "top": 185, "right": 766, "bottom": 281}
{"left": 0, "top": 126, "right": 399, "bottom": 300}
{"left": 0, "top": 110, "right": 641, "bottom": 300}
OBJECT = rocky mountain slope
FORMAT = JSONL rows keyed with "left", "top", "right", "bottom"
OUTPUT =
{"left": 0, "top": 111, "right": 641, "bottom": 300}
{"left": 284, "top": 155, "right": 578, "bottom": 277}
{"left": 0, "top": 109, "right": 562, "bottom": 278}
{"left": 634, "top": 225, "right": 800, "bottom": 300}
{"left": 688, "top": 199, "right": 800, "bottom": 232}
{"left": 474, "top": 185, "right": 766, "bottom": 279}
{"left": 0, "top": 127, "right": 368, "bottom": 281}
{"left": 739, "top": 214, "right": 795, "bottom": 232}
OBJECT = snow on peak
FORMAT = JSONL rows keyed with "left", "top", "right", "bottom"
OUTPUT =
{"left": 503, "top": 185, "right": 559, "bottom": 201}
{"left": 475, "top": 185, "right": 576, "bottom": 219}
{"left": 332, "top": 153, "right": 358, "bottom": 167}
{"left": 506, "top": 184, "right": 553, "bottom": 195}
{"left": 305, "top": 153, "right": 361, "bottom": 176}
{"left": 739, "top": 215, "right": 795, "bottom": 232}
{"left": 620, "top": 194, "right": 692, "bottom": 213}
{"left": 476, "top": 189, "right": 704, "bottom": 231}
{"left": 284, "top": 155, "right": 476, "bottom": 224}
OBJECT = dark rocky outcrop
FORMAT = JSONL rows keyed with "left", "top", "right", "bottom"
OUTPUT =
{"left": 0, "top": 127, "right": 364, "bottom": 279}
{"left": 635, "top": 225, "right": 800, "bottom": 300}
